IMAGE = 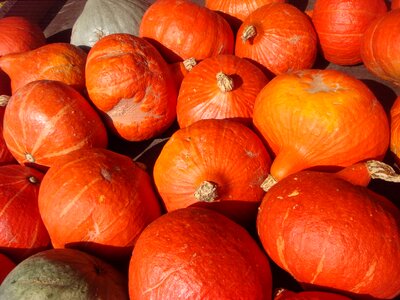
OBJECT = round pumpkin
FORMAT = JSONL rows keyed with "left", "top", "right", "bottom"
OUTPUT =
{"left": 0, "top": 164, "right": 50, "bottom": 262}
{"left": 235, "top": 2, "right": 317, "bottom": 76}
{"left": 0, "top": 253, "right": 15, "bottom": 284}
{"left": 390, "top": 96, "right": 400, "bottom": 164}
{"left": 360, "top": 9, "right": 400, "bottom": 86}
{"left": 85, "top": 33, "right": 177, "bottom": 141}
{"left": 177, "top": 54, "right": 268, "bottom": 128}
{"left": 0, "top": 96, "right": 15, "bottom": 165}
{"left": 129, "top": 207, "right": 273, "bottom": 299}
{"left": 257, "top": 170, "right": 400, "bottom": 299}
{"left": 0, "top": 248, "right": 129, "bottom": 299}
{"left": 311, "top": 0, "right": 387, "bottom": 65}
{"left": 139, "top": 0, "right": 234, "bottom": 63}
{"left": 38, "top": 148, "right": 161, "bottom": 261}
{"left": 253, "top": 69, "right": 390, "bottom": 182}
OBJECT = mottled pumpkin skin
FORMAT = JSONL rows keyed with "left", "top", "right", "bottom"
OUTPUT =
{"left": 86, "top": 33, "right": 177, "bottom": 142}
{"left": 253, "top": 69, "right": 389, "bottom": 181}
{"left": 129, "top": 207, "right": 273, "bottom": 299}
{"left": 312, "top": 0, "right": 387, "bottom": 65}
{"left": 257, "top": 171, "right": 400, "bottom": 299}
{"left": 274, "top": 289, "right": 352, "bottom": 300}
{"left": 361, "top": 9, "right": 400, "bottom": 86}
{"left": 139, "top": 0, "right": 234, "bottom": 63}
{"left": 390, "top": 97, "right": 400, "bottom": 164}
{"left": 0, "top": 253, "right": 15, "bottom": 284}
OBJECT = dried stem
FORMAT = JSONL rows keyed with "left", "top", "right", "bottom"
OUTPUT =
{"left": 216, "top": 72, "right": 234, "bottom": 92}
{"left": 366, "top": 160, "right": 400, "bottom": 182}
{"left": 194, "top": 181, "right": 219, "bottom": 202}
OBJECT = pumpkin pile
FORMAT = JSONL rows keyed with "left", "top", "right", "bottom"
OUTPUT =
{"left": 0, "top": 0, "right": 399, "bottom": 299}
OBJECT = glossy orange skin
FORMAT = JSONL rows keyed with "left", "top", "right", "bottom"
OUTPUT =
{"left": 257, "top": 171, "right": 400, "bottom": 299}
{"left": 312, "top": 0, "right": 387, "bottom": 65}
{"left": 153, "top": 119, "right": 271, "bottom": 215}
{"left": 235, "top": 3, "right": 317, "bottom": 76}
{"left": 390, "top": 97, "right": 400, "bottom": 164}
{"left": 274, "top": 289, "right": 351, "bottom": 300}
{"left": 177, "top": 54, "right": 268, "bottom": 128}
{"left": 253, "top": 69, "right": 390, "bottom": 181}
{"left": 393, "top": 0, "right": 400, "bottom": 9}
{"left": 139, "top": 0, "right": 234, "bottom": 63}
{"left": 129, "top": 207, "right": 273, "bottom": 299}
{"left": 38, "top": 148, "right": 161, "bottom": 261}
{"left": 0, "top": 107, "right": 15, "bottom": 165}
{"left": 361, "top": 9, "right": 400, "bottom": 86}
{"left": 0, "top": 253, "right": 15, "bottom": 284}
{"left": 86, "top": 33, "right": 177, "bottom": 142}
{"left": 0, "top": 43, "right": 87, "bottom": 94}
{"left": 0, "top": 165, "right": 50, "bottom": 262}
{"left": 2, "top": 80, "right": 108, "bottom": 169}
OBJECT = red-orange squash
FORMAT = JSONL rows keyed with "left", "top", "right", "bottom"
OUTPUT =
{"left": 360, "top": 9, "right": 400, "bottom": 86}
{"left": 274, "top": 289, "right": 352, "bottom": 300}
{"left": 129, "top": 207, "right": 273, "bottom": 299}
{"left": 257, "top": 170, "right": 400, "bottom": 299}
{"left": 390, "top": 96, "right": 400, "bottom": 164}
{"left": 235, "top": 3, "right": 317, "bottom": 76}
{"left": 393, "top": 0, "right": 400, "bottom": 9}
{"left": 0, "top": 165, "right": 50, "bottom": 262}
{"left": 85, "top": 33, "right": 177, "bottom": 141}
{"left": 0, "top": 43, "right": 87, "bottom": 94}
{"left": 311, "top": 0, "right": 387, "bottom": 65}
{"left": 0, "top": 253, "right": 15, "bottom": 284}
{"left": 0, "top": 96, "right": 15, "bottom": 165}
{"left": 139, "top": 0, "right": 234, "bottom": 63}
{"left": 38, "top": 148, "right": 161, "bottom": 261}
{"left": 177, "top": 54, "right": 268, "bottom": 128}
{"left": 253, "top": 69, "right": 390, "bottom": 182}
{"left": 2, "top": 80, "right": 108, "bottom": 169}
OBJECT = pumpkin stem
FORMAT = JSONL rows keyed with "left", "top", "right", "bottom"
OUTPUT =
{"left": 194, "top": 181, "right": 219, "bottom": 202}
{"left": 183, "top": 57, "right": 197, "bottom": 71}
{"left": 28, "top": 176, "right": 39, "bottom": 184}
{"left": 260, "top": 174, "right": 277, "bottom": 192}
{"left": 216, "top": 72, "right": 234, "bottom": 92}
{"left": 0, "top": 95, "right": 10, "bottom": 107}
{"left": 241, "top": 25, "right": 257, "bottom": 43}
{"left": 366, "top": 160, "right": 400, "bottom": 182}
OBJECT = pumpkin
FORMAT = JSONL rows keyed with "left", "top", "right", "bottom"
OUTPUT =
{"left": 129, "top": 207, "right": 273, "bottom": 299}
{"left": 0, "top": 253, "right": 15, "bottom": 284}
{"left": 177, "top": 54, "right": 268, "bottom": 128}
{"left": 0, "top": 164, "right": 50, "bottom": 262}
{"left": 360, "top": 9, "right": 400, "bottom": 86}
{"left": 393, "top": 0, "right": 400, "bottom": 9}
{"left": 38, "top": 148, "right": 161, "bottom": 261}
{"left": 274, "top": 289, "right": 352, "bottom": 300}
{"left": 70, "top": 0, "right": 154, "bottom": 48}
{"left": 390, "top": 96, "right": 400, "bottom": 164}
{"left": 257, "top": 170, "right": 400, "bottom": 299}
{"left": 139, "top": 0, "right": 234, "bottom": 63}
{"left": 311, "top": 0, "right": 387, "bottom": 65}
{"left": 253, "top": 69, "right": 390, "bottom": 182}
{"left": 0, "top": 96, "right": 15, "bottom": 165}
{"left": 2, "top": 80, "right": 108, "bottom": 169}
{"left": 205, "top": 0, "right": 285, "bottom": 32}
{"left": 85, "top": 33, "right": 177, "bottom": 141}
{"left": 0, "top": 43, "right": 87, "bottom": 94}
{"left": 169, "top": 57, "right": 197, "bottom": 90}
{"left": 0, "top": 248, "right": 129, "bottom": 299}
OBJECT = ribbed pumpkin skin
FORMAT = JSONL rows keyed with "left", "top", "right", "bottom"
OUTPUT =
{"left": 177, "top": 54, "right": 268, "bottom": 128}
{"left": 153, "top": 119, "right": 271, "bottom": 214}
{"left": 86, "top": 33, "right": 177, "bottom": 142}
{"left": 274, "top": 289, "right": 352, "bottom": 300}
{"left": 253, "top": 69, "right": 389, "bottom": 181}
{"left": 38, "top": 148, "right": 161, "bottom": 261}
{"left": 0, "top": 165, "right": 50, "bottom": 262}
{"left": 390, "top": 96, "right": 400, "bottom": 164}
{"left": 312, "top": 0, "right": 387, "bottom": 65}
{"left": 129, "top": 207, "right": 273, "bottom": 299}
{"left": 139, "top": 0, "right": 234, "bottom": 63}
{"left": 235, "top": 3, "right": 317, "bottom": 76}
{"left": 257, "top": 171, "right": 400, "bottom": 299}
{"left": 0, "top": 253, "right": 15, "bottom": 284}
{"left": 2, "top": 80, "right": 108, "bottom": 169}
{"left": 360, "top": 9, "right": 400, "bottom": 86}
{"left": 0, "top": 43, "right": 87, "bottom": 94}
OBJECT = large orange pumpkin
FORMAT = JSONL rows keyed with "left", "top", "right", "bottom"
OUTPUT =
{"left": 253, "top": 69, "right": 390, "bottom": 182}
{"left": 129, "top": 207, "right": 273, "bottom": 299}
{"left": 86, "top": 33, "right": 177, "bottom": 142}
{"left": 257, "top": 170, "right": 400, "bottom": 299}
{"left": 390, "top": 96, "right": 400, "bottom": 164}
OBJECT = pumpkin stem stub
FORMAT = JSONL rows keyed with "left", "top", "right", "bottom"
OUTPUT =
{"left": 216, "top": 72, "right": 234, "bottom": 92}
{"left": 28, "top": 176, "right": 39, "bottom": 184}
{"left": 194, "top": 181, "right": 219, "bottom": 202}
{"left": 25, "top": 153, "right": 35, "bottom": 163}
{"left": 261, "top": 174, "right": 277, "bottom": 192}
{"left": 366, "top": 160, "right": 400, "bottom": 182}
{"left": 241, "top": 25, "right": 257, "bottom": 43}
{"left": 0, "top": 95, "right": 10, "bottom": 107}
{"left": 183, "top": 57, "right": 197, "bottom": 71}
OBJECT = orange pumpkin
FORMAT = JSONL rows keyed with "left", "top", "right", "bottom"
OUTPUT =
{"left": 312, "top": 0, "right": 387, "bottom": 65}
{"left": 0, "top": 96, "right": 15, "bottom": 165}
{"left": 85, "top": 33, "right": 177, "bottom": 141}
{"left": 393, "top": 0, "right": 400, "bottom": 9}
{"left": 253, "top": 69, "right": 389, "bottom": 182}
{"left": 257, "top": 170, "right": 400, "bottom": 299}
{"left": 177, "top": 54, "right": 268, "bottom": 128}
{"left": 390, "top": 96, "right": 400, "bottom": 164}
{"left": 235, "top": 3, "right": 317, "bottom": 76}
{"left": 168, "top": 57, "right": 197, "bottom": 90}
{"left": 274, "top": 289, "right": 352, "bottom": 300}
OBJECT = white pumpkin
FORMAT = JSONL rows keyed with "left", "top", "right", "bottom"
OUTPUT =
{"left": 70, "top": 0, "right": 154, "bottom": 48}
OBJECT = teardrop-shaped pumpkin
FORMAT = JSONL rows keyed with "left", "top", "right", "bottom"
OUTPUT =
{"left": 177, "top": 54, "right": 268, "bottom": 128}
{"left": 3, "top": 80, "right": 108, "bottom": 169}
{"left": 253, "top": 69, "right": 389, "bottom": 182}
{"left": 0, "top": 43, "right": 87, "bottom": 93}
{"left": 257, "top": 170, "right": 400, "bottom": 299}
{"left": 235, "top": 2, "right": 317, "bottom": 76}
{"left": 390, "top": 96, "right": 400, "bottom": 164}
